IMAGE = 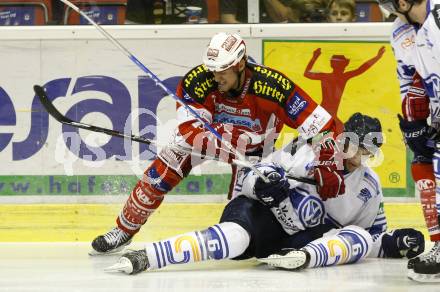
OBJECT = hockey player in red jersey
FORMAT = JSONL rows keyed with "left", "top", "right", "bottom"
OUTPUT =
{"left": 91, "top": 32, "right": 343, "bottom": 254}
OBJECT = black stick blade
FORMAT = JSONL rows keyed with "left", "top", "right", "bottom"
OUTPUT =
{"left": 33, "top": 85, "right": 74, "bottom": 124}
{"left": 32, "top": 85, "right": 151, "bottom": 145}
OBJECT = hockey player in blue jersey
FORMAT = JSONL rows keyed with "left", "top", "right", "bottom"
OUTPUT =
{"left": 377, "top": 0, "right": 440, "bottom": 282}
{"left": 106, "top": 113, "right": 424, "bottom": 275}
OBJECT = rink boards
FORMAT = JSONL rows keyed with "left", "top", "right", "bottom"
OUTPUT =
{"left": 0, "top": 23, "right": 413, "bottom": 204}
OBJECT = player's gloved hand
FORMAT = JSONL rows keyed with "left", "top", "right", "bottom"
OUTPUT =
{"left": 402, "top": 73, "right": 430, "bottom": 121}
{"left": 254, "top": 164, "right": 290, "bottom": 208}
{"left": 381, "top": 228, "right": 425, "bottom": 258}
{"left": 398, "top": 114, "right": 434, "bottom": 159}
{"left": 314, "top": 147, "right": 345, "bottom": 200}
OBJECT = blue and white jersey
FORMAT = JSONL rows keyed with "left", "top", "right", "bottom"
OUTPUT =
{"left": 281, "top": 144, "right": 385, "bottom": 232}
{"left": 391, "top": 0, "right": 440, "bottom": 122}
{"left": 390, "top": 18, "right": 418, "bottom": 100}
{"left": 235, "top": 143, "right": 387, "bottom": 256}
{"left": 413, "top": 0, "right": 440, "bottom": 100}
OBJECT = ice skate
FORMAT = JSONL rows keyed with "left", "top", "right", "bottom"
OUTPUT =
{"left": 89, "top": 227, "right": 133, "bottom": 255}
{"left": 408, "top": 241, "right": 440, "bottom": 283}
{"left": 258, "top": 248, "right": 311, "bottom": 271}
{"left": 105, "top": 249, "right": 149, "bottom": 275}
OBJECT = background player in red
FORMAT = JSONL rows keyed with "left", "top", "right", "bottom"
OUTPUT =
{"left": 91, "top": 32, "right": 343, "bottom": 254}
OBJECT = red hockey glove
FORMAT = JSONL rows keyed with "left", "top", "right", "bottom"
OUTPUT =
{"left": 402, "top": 73, "right": 430, "bottom": 121}
{"left": 314, "top": 147, "right": 345, "bottom": 200}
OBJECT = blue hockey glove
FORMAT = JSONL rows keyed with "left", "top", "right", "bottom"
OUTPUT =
{"left": 398, "top": 114, "right": 434, "bottom": 159}
{"left": 381, "top": 228, "right": 425, "bottom": 258}
{"left": 254, "top": 164, "right": 290, "bottom": 208}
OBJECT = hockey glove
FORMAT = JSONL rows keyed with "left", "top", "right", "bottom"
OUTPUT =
{"left": 398, "top": 114, "right": 434, "bottom": 159}
{"left": 314, "top": 147, "right": 345, "bottom": 200}
{"left": 254, "top": 164, "right": 290, "bottom": 208}
{"left": 402, "top": 73, "right": 430, "bottom": 121}
{"left": 381, "top": 228, "right": 425, "bottom": 258}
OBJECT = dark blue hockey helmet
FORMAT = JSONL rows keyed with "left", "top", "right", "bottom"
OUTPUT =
{"left": 343, "top": 112, "right": 383, "bottom": 152}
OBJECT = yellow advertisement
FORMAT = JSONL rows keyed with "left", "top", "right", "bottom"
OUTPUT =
{"left": 263, "top": 41, "right": 407, "bottom": 193}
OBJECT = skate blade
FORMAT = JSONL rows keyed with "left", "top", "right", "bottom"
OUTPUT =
{"left": 104, "top": 257, "right": 133, "bottom": 274}
{"left": 407, "top": 269, "right": 440, "bottom": 283}
{"left": 258, "top": 251, "right": 307, "bottom": 270}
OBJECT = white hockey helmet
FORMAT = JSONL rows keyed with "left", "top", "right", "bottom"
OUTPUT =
{"left": 202, "top": 32, "right": 246, "bottom": 72}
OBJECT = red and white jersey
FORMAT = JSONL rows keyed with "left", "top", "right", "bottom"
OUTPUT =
{"left": 174, "top": 62, "right": 335, "bottom": 152}
{"left": 391, "top": 0, "right": 440, "bottom": 122}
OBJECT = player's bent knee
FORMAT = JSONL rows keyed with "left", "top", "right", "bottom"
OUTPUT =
{"left": 219, "top": 196, "right": 259, "bottom": 234}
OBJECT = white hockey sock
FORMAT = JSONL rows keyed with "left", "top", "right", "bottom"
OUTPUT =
{"left": 303, "top": 225, "right": 373, "bottom": 268}
{"left": 145, "top": 222, "right": 250, "bottom": 269}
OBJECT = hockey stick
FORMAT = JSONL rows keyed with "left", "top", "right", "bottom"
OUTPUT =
{"left": 33, "top": 84, "right": 224, "bottom": 160}
{"left": 58, "top": 0, "right": 269, "bottom": 183}
{"left": 34, "top": 85, "right": 315, "bottom": 185}
{"left": 33, "top": 85, "right": 154, "bottom": 145}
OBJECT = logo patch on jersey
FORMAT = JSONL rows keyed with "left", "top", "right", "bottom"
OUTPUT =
{"left": 286, "top": 92, "right": 308, "bottom": 120}
{"left": 182, "top": 65, "right": 216, "bottom": 101}
{"left": 249, "top": 65, "right": 295, "bottom": 105}
{"left": 213, "top": 112, "right": 262, "bottom": 131}
{"left": 298, "top": 106, "right": 331, "bottom": 138}
{"left": 401, "top": 35, "right": 415, "bottom": 49}
{"left": 298, "top": 196, "right": 325, "bottom": 227}
{"left": 215, "top": 103, "right": 251, "bottom": 116}
{"left": 357, "top": 188, "right": 372, "bottom": 203}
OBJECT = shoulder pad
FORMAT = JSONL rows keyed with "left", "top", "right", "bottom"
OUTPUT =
{"left": 432, "top": 4, "right": 440, "bottom": 29}
{"left": 181, "top": 65, "right": 217, "bottom": 102}
{"left": 248, "top": 64, "right": 295, "bottom": 105}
